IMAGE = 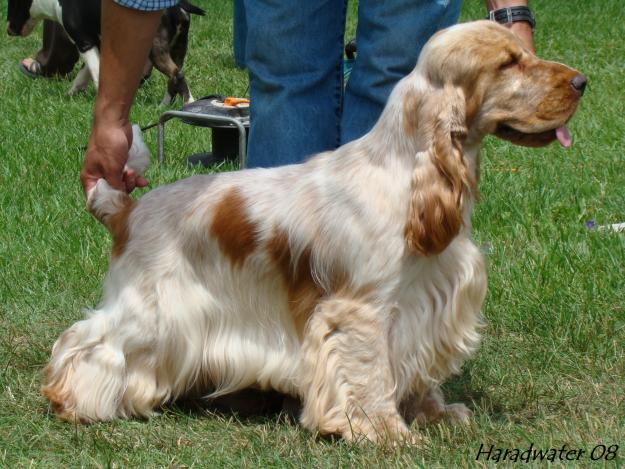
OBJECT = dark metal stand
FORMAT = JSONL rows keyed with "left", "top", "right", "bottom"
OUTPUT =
{"left": 157, "top": 110, "right": 249, "bottom": 168}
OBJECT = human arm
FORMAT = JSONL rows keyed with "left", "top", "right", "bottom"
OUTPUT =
{"left": 485, "top": 1, "right": 535, "bottom": 53}
{"left": 80, "top": 0, "right": 163, "bottom": 195}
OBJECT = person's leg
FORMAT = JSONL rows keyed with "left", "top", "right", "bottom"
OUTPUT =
{"left": 244, "top": 0, "right": 347, "bottom": 168}
{"left": 233, "top": 0, "right": 247, "bottom": 69}
{"left": 340, "top": 0, "right": 462, "bottom": 144}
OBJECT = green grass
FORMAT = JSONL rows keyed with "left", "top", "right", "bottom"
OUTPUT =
{"left": 1, "top": 0, "right": 623, "bottom": 467}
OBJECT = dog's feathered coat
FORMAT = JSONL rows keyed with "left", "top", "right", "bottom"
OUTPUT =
{"left": 43, "top": 22, "right": 584, "bottom": 442}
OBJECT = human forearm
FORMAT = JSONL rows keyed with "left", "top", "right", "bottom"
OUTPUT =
{"left": 81, "top": 1, "right": 162, "bottom": 195}
{"left": 95, "top": 0, "right": 162, "bottom": 126}
{"left": 484, "top": 0, "right": 534, "bottom": 53}
{"left": 486, "top": 0, "right": 528, "bottom": 8}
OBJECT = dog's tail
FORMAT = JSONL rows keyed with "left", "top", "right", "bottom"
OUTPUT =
{"left": 179, "top": 0, "right": 206, "bottom": 16}
{"left": 86, "top": 125, "right": 150, "bottom": 244}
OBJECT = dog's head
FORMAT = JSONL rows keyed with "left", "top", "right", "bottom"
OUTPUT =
{"left": 7, "top": 0, "right": 37, "bottom": 37}
{"left": 417, "top": 20, "right": 584, "bottom": 147}
{"left": 403, "top": 21, "right": 584, "bottom": 256}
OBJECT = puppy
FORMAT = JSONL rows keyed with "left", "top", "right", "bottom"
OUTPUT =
{"left": 6, "top": 0, "right": 205, "bottom": 104}
{"left": 42, "top": 22, "right": 584, "bottom": 443}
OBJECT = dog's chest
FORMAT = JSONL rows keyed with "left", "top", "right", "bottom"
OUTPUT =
{"left": 29, "top": 0, "right": 64, "bottom": 24}
{"left": 390, "top": 237, "right": 486, "bottom": 395}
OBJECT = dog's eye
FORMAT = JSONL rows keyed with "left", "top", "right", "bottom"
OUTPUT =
{"left": 500, "top": 55, "right": 520, "bottom": 70}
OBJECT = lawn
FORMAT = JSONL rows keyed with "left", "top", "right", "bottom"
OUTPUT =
{"left": 0, "top": 0, "right": 623, "bottom": 467}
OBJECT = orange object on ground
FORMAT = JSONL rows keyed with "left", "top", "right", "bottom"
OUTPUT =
{"left": 223, "top": 97, "right": 250, "bottom": 106}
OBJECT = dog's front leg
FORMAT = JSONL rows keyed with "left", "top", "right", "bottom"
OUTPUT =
{"left": 80, "top": 48, "right": 100, "bottom": 90}
{"left": 299, "top": 296, "right": 414, "bottom": 444}
{"left": 68, "top": 65, "right": 92, "bottom": 96}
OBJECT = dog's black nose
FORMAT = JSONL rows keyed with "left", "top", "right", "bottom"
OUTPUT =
{"left": 571, "top": 74, "right": 587, "bottom": 95}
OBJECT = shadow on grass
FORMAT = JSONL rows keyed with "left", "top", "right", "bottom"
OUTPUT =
{"left": 443, "top": 367, "right": 519, "bottom": 423}
{"left": 170, "top": 369, "right": 518, "bottom": 428}
{"left": 167, "top": 388, "right": 302, "bottom": 425}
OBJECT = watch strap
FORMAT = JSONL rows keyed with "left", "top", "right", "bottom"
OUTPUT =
{"left": 487, "top": 6, "right": 535, "bottom": 30}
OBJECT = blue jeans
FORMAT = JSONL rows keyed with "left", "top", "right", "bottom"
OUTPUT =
{"left": 238, "top": 0, "right": 462, "bottom": 168}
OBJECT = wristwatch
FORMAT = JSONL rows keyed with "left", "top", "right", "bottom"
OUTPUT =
{"left": 487, "top": 6, "right": 535, "bottom": 30}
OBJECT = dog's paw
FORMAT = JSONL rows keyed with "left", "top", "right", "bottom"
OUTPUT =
{"left": 160, "top": 92, "right": 173, "bottom": 107}
{"left": 443, "top": 403, "right": 473, "bottom": 425}
{"left": 343, "top": 414, "right": 419, "bottom": 446}
{"left": 68, "top": 85, "right": 88, "bottom": 96}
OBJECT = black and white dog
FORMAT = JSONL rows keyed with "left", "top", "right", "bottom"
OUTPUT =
{"left": 7, "top": 0, "right": 205, "bottom": 104}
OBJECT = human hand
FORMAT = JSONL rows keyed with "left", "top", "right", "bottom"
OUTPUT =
{"left": 80, "top": 120, "right": 148, "bottom": 196}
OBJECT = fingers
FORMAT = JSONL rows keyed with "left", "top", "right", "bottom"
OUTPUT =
{"left": 136, "top": 175, "right": 149, "bottom": 188}
{"left": 81, "top": 151, "right": 149, "bottom": 195}
{"left": 81, "top": 121, "right": 136, "bottom": 196}
{"left": 80, "top": 157, "right": 126, "bottom": 195}
{"left": 80, "top": 167, "right": 96, "bottom": 195}
{"left": 122, "top": 167, "right": 149, "bottom": 193}
{"left": 122, "top": 170, "right": 136, "bottom": 193}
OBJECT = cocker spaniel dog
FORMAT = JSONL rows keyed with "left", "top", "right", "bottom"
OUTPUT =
{"left": 43, "top": 21, "right": 584, "bottom": 443}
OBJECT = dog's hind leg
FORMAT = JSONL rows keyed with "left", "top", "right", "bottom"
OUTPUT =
{"left": 299, "top": 297, "right": 414, "bottom": 444}
{"left": 42, "top": 300, "right": 164, "bottom": 422}
{"left": 119, "top": 341, "right": 168, "bottom": 418}
{"left": 168, "top": 70, "right": 194, "bottom": 105}
{"left": 42, "top": 313, "right": 130, "bottom": 422}
{"left": 150, "top": 44, "right": 193, "bottom": 105}
{"left": 169, "top": 17, "right": 195, "bottom": 104}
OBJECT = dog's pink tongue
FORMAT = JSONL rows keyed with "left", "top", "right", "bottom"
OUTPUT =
{"left": 556, "top": 126, "right": 571, "bottom": 148}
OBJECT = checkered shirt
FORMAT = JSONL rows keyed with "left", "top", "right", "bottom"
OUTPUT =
{"left": 114, "top": 0, "right": 179, "bottom": 11}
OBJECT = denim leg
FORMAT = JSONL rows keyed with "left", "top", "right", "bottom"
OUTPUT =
{"left": 233, "top": 0, "right": 247, "bottom": 69}
{"left": 244, "top": 0, "right": 347, "bottom": 168}
{"left": 340, "top": 0, "right": 462, "bottom": 145}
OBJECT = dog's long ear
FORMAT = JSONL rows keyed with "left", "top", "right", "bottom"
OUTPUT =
{"left": 405, "top": 86, "right": 474, "bottom": 256}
